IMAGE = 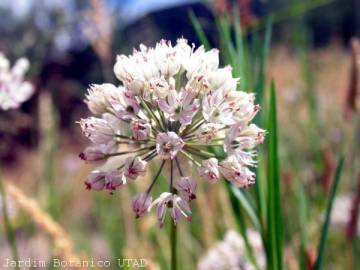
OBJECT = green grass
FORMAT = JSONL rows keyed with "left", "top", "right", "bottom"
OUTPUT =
{"left": 266, "top": 82, "right": 283, "bottom": 270}
{"left": 314, "top": 157, "right": 345, "bottom": 270}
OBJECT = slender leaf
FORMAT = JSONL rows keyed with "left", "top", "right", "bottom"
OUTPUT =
{"left": 227, "top": 183, "right": 261, "bottom": 230}
{"left": 253, "top": 17, "right": 273, "bottom": 241}
{"left": 266, "top": 81, "right": 283, "bottom": 270}
{"left": 255, "top": 16, "right": 273, "bottom": 107}
{"left": 215, "top": 15, "right": 234, "bottom": 67}
{"left": 313, "top": 157, "right": 345, "bottom": 270}
{"left": 298, "top": 182, "right": 308, "bottom": 270}
{"left": 247, "top": 0, "right": 335, "bottom": 34}
{"left": 188, "top": 10, "right": 211, "bottom": 50}
{"left": 225, "top": 182, "right": 260, "bottom": 270}
{"left": 233, "top": 4, "right": 249, "bottom": 89}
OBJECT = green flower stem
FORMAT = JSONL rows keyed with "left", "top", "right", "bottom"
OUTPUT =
{"left": 139, "top": 98, "right": 165, "bottom": 131}
{"left": 184, "top": 146, "right": 216, "bottom": 159}
{"left": 180, "top": 119, "right": 205, "bottom": 137}
{"left": 211, "top": 137, "right": 225, "bottom": 142}
{"left": 185, "top": 142, "right": 223, "bottom": 147}
{"left": 180, "top": 150, "right": 201, "bottom": 167}
{"left": 107, "top": 146, "right": 155, "bottom": 157}
{"left": 170, "top": 159, "right": 177, "bottom": 270}
{"left": 175, "top": 157, "right": 184, "bottom": 177}
{"left": 170, "top": 222, "right": 177, "bottom": 270}
{"left": 115, "top": 134, "right": 155, "bottom": 143}
{"left": 146, "top": 161, "right": 166, "bottom": 194}
{"left": 158, "top": 110, "right": 168, "bottom": 131}
{"left": 142, "top": 150, "right": 158, "bottom": 161}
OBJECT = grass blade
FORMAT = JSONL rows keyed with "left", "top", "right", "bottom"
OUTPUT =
{"left": 298, "top": 182, "right": 308, "bottom": 270}
{"left": 255, "top": 16, "right": 273, "bottom": 107}
{"left": 252, "top": 17, "right": 273, "bottom": 235}
{"left": 226, "top": 182, "right": 261, "bottom": 230}
{"left": 266, "top": 81, "right": 283, "bottom": 270}
{"left": 248, "top": 0, "right": 335, "bottom": 33}
{"left": 225, "top": 182, "right": 260, "bottom": 270}
{"left": 233, "top": 5, "right": 250, "bottom": 90}
{"left": 313, "top": 157, "right": 345, "bottom": 270}
{"left": 216, "top": 15, "right": 236, "bottom": 68}
{"left": 188, "top": 10, "right": 211, "bottom": 50}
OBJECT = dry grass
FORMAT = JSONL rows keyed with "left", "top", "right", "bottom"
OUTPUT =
{"left": 4, "top": 181, "right": 86, "bottom": 270}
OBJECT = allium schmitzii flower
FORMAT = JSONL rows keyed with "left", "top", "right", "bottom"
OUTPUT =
{"left": 199, "top": 158, "right": 220, "bottom": 184}
{"left": 156, "top": 131, "right": 185, "bottom": 160}
{"left": 123, "top": 156, "right": 147, "bottom": 180}
{"left": 105, "top": 170, "right": 126, "bottom": 191}
{"left": 149, "top": 192, "right": 192, "bottom": 228}
{"left": 78, "top": 38, "right": 265, "bottom": 227}
{"left": 85, "top": 170, "right": 106, "bottom": 191}
{"left": 197, "top": 230, "right": 266, "bottom": 270}
{"left": 176, "top": 177, "right": 197, "bottom": 201}
{"left": 79, "top": 144, "right": 113, "bottom": 162}
{"left": 0, "top": 53, "right": 34, "bottom": 110}
{"left": 130, "top": 118, "right": 151, "bottom": 140}
{"left": 132, "top": 193, "right": 152, "bottom": 218}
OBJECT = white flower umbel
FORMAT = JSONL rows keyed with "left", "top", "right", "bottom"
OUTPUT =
{"left": 79, "top": 38, "right": 265, "bottom": 227}
{"left": 0, "top": 53, "right": 34, "bottom": 110}
{"left": 197, "top": 230, "right": 266, "bottom": 270}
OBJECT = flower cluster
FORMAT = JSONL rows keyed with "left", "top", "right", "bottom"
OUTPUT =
{"left": 79, "top": 38, "right": 265, "bottom": 227}
{"left": 0, "top": 53, "right": 34, "bottom": 110}
{"left": 197, "top": 230, "right": 265, "bottom": 270}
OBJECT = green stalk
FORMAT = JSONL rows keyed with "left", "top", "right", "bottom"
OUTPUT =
{"left": 184, "top": 146, "right": 216, "bottom": 158}
{"left": 107, "top": 146, "right": 155, "bottom": 157}
{"left": 225, "top": 182, "right": 260, "bottom": 270}
{"left": 139, "top": 98, "right": 165, "bottom": 131}
{"left": 266, "top": 82, "right": 283, "bottom": 270}
{"left": 188, "top": 10, "right": 211, "bottom": 50}
{"left": 246, "top": 0, "right": 335, "bottom": 34}
{"left": 313, "top": 157, "right": 344, "bottom": 270}
{"left": 180, "top": 150, "right": 201, "bottom": 167}
{"left": 170, "top": 160, "right": 178, "bottom": 270}
{"left": 298, "top": 182, "right": 308, "bottom": 270}
{"left": 0, "top": 169, "right": 20, "bottom": 270}
{"left": 170, "top": 222, "right": 177, "bottom": 270}
{"left": 146, "top": 161, "right": 166, "bottom": 194}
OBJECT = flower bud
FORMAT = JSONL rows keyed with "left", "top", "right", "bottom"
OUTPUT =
{"left": 130, "top": 119, "right": 151, "bottom": 141}
{"left": 196, "top": 123, "right": 221, "bottom": 144}
{"left": 208, "top": 66, "right": 233, "bottom": 90}
{"left": 85, "top": 83, "right": 118, "bottom": 115}
{"left": 85, "top": 170, "right": 106, "bottom": 190}
{"left": 171, "top": 195, "right": 192, "bottom": 225}
{"left": 79, "top": 115, "right": 119, "bottom": 145}
{"left": 156, "top": 132, "right": 184, "bottom": 160}
{"left": 105, "top": 170, "right": 126, "bottom": 193}
{"left": 199, "top": 158, "right": 220, "bottom": 183}
{"left": 124, "top": 156, "right": 147, "bottom": 181}
{"left": 176, "top": 177, "right": 197, "bottom": 201}
{"left": 79, "top": 145, "right": 108, "bottom": 161}
{"left": 127, "top": 79, "right": 145, "bottom": 95}
{"left": 149, "top": 193, "right": 192, "bottom": 227}
{"left": 219, "top": 155, "right": 255, "bottom": 188}
{"left": 132, "top": 193, "right": 152, "bottom": 218}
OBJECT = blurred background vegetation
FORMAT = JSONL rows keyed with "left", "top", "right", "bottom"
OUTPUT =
{"left": 0, "top": 0, "right": 359, "bottom": 269}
